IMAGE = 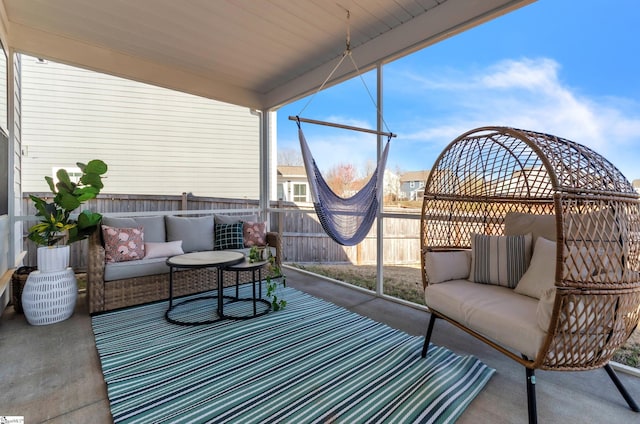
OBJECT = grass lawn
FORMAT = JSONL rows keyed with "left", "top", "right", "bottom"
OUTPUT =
{"left": 291, "top": 263, "right": 640, "bottom": 369}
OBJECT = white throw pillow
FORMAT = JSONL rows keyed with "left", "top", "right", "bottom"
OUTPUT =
{"left": 144, "top": 240, "right": 184, "bottom": 259}
{"left": 515, "top": 237, "right": 557, "bottom": 299}
{"left": 424, "top": 250, "right": 471, "bottom": 284}
{"left": 470, "top": 233, "right": 532, "bottom": 288}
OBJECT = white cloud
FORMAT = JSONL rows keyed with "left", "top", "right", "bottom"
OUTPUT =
{"left": 395, "top": 57, "right": 640, "bottom": 179}
{"left": 279, "top": 57, "right": 640, "bottom": 180}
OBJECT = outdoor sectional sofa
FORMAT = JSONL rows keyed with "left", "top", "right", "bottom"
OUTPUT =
{"left": 87, "top": 214, "right": 281, "bottom": 314}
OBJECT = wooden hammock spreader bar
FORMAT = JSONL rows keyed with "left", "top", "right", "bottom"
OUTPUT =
{"left": 289, "top": 116, "right": 397, "bottom": 138}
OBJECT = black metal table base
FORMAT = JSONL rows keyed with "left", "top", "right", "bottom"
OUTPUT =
{"left": 221, "top": 262, "right": 271, "bottom": 320}
{"left": 165, "top": 295, "right": 224, "bottom": 326}
{"left": 165, "top": 257, "right": 271, "bottom": 325}
{"left": 220, "top": 295, "right": 271, "bottom": 320}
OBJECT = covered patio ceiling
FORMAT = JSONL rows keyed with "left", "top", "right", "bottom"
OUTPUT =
{"left": 2, "top": 0, "right": 534, "bottom": 110}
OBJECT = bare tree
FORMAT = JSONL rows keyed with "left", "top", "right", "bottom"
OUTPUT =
{"left": 325, "top": 163, "right": 357, "bottom": 197}
{"left": 278, "top": 148, "right": 303, "bottom": 166}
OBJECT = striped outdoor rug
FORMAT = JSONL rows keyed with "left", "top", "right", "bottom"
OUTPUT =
{"left": 92, "top": 285, "right": 494, "bottom": 424}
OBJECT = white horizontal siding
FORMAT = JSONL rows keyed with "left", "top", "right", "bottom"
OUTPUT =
{"left": 21, "top": 55, "right": 260, "bottom": 198}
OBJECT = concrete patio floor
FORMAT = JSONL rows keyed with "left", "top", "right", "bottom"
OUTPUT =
{"left": 1, "top": 267, "right": 639, "bottom": 423}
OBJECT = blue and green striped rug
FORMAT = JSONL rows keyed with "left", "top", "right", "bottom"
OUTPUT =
{"left": 92, "top": 285, "right": 494, "bottom": 423}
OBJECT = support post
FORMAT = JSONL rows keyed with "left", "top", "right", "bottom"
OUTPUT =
{"left": 255, "top": 109, "right": 272, "bottom": 227}
{"left": 375, "top": 62, "right": 384, "bottom": 297}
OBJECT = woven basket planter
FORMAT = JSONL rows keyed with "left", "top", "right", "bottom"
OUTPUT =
{"left": 11, "top": 266, "right": 37, "bottom": 313}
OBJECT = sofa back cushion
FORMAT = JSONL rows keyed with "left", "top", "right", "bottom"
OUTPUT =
{"left": 504, "top": 212, "right": 556, "bottom": 243}
{"left": 214, "top": 214, "right": 258, "bottom": 225}
{"left": 102, "top": 215, "right": 166, "bottom": 242}
{"left": 166, "top": 215, "right": 214, "bottom": 252}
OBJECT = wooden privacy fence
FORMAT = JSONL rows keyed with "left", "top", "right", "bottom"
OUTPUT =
{"left": 21, "top": 193, "right": 422, "bottom": 270}
{"left": 276, "top": 205, "right": 421, "bottom": 265}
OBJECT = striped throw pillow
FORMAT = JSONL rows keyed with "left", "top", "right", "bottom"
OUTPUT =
{"left": 470, "top": 233, "right": 532, "bottom": 288}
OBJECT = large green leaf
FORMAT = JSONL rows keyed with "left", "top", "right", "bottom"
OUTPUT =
{"left": 44, "top": 176, "right": 56, "bottom": 193}
{"left": 56, "top": 168, "right": 75, "bottom": 192}
{"left": 83, "top": 159, "right": 108, "bottom": 175}
{"left": 57, "top": 191, "right": 81, "bottom": 210}
{"left": 73, "top": 186, "right": 99, "bottom": 202}
{"left": 76, "top": 210, "right": 102, "bottom": 229}
{"left": 80, "top": 173, "right": 104, "bottom": 189}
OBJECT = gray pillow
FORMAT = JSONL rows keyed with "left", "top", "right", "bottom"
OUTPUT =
{"left": 214, "top": 214, "right": 258, "bottom": 225}
{"left": 165, "top": 215, "right": 214, "bottom": 252}
{"left": 101, "top": 216, "right": 166, "bottom": 242}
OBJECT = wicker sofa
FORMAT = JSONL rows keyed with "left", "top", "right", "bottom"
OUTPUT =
{"left": 87, "top": 214, "right": 281, "bottom": 314}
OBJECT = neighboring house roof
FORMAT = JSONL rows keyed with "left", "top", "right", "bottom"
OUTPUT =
{"left": 277, "top": 166, "right": 306, "bottom": 178}
{"left": 400, "top": 170, "right": 430, "bottom": 183}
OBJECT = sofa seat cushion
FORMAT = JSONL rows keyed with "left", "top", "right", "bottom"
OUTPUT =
{"left": 105, "top": 257, "right": 170, "bottom": 281}
{"left": 105, "top": 245, "right": 279, "bottom": 282}
{"left": 425, "top": 280, "right": 546, "bottom": 359}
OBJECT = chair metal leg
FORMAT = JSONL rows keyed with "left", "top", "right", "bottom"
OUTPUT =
{"left": 604, "top": 363, "right": 640, "bottom": 412}
{"left": 525, "top": 367, "right": 537, "bottom": 424}
{"left": 421, "top": 313, "right": 437, "bottom": 358}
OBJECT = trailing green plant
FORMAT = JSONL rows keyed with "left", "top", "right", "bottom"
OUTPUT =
{"left": 264, "top": 249, "right": 287, "bottom": 311}
{"left": 28, "top": 159, "right": 108, "bottom": 246}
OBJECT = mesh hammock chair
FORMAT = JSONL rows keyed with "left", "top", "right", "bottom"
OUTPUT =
{"left": 291, "top": 11, "right": 394, "bottom": 246}
{"left": 298, "top": 126, "right": 390, "bottom": 246}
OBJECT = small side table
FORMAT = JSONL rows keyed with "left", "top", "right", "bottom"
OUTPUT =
{"left": 22, "top": 268, "right": 77, "bottom": 325}
{"left": 165, "top": 251, "right": 244, "bottom": 325}
{"left": 222, "top": 259, "right": 271, "bottom": 320}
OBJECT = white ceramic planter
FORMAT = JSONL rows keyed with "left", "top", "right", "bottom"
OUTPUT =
{"left": 37, "top": 245, "right": 70, "bottom": 273}
{"left": 22, "top": 268, "right": 77, "bottom": 325}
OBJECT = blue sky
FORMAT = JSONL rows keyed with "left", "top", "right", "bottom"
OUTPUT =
{"left": 276, "top": 0, "right": 640, "bottom": 182}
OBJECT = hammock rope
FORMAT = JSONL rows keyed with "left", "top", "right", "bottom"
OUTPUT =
{"left": 298, "top": 124, "right": 390, "bottom": 246}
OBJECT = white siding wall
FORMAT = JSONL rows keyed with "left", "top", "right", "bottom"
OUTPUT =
{"left": 20, "top": 55, "right": 260, "bottom": 199}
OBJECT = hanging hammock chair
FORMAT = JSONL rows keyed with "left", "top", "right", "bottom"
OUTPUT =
{"left": 297, "top": 124, "right": 390, "bottom": 246}
{"left": 289, "top": 10, "right": 396, "bottom": 246}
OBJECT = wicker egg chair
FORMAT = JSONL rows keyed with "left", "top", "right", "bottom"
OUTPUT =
{"left": 420, "top": 126, "right": 640, "bottom": 423}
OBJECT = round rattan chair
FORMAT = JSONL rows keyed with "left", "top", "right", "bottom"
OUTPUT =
{"left": 420, "top": 126, "right": 640, "bottom": 423}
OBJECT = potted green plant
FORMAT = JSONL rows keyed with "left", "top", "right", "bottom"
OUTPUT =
{"left": 28, "top": 159, "right": 108, "bottom": 272}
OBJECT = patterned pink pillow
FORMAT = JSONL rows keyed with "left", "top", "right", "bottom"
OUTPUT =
{"left": 102, "top": 225, "right": 145, "bottom": 263}
{"left": 243, "top": 221, "right": 266, "bottom": 247}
